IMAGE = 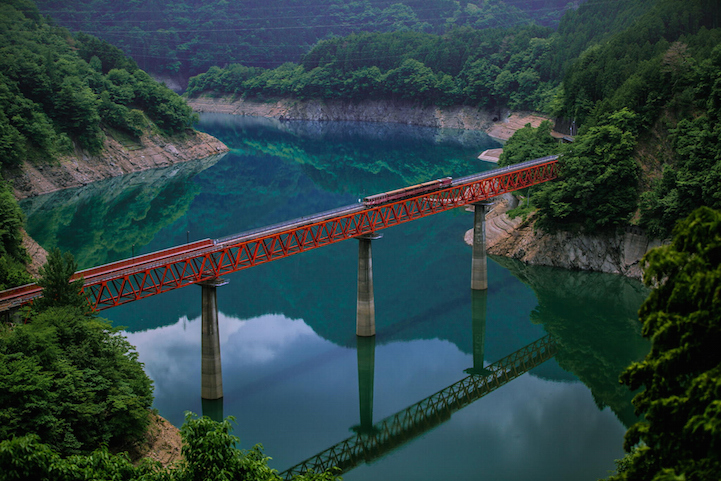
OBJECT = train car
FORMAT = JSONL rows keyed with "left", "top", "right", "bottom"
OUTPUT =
{"left": 363, "top": 177, "right": 452, "bottom": 207}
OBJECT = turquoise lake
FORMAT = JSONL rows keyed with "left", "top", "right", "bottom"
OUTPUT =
{"left": 20, "top": 114, "right": 650, "bottom": 480}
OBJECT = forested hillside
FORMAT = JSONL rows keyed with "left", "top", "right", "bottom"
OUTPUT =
{"left": 0, "top": 0, "right": 197, "bottom": 168}
{"left": 184, "top": 0, "right": 657, "bottom": 114}
{"left": 33, "top": 0, "right": 576, "bottom": 78}
{"left": 0, "top": 0, "right": 200, "bottom": 290}
{"left": 531, "top": 0, "right": 721, "bottom": 238}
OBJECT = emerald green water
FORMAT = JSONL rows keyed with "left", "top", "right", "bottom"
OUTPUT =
{"left": 20, "top": 114, "right": 650, "bottom": 480}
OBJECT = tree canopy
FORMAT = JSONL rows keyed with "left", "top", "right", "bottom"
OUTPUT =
{"left": 607, "top": 207, "right": 721, "bottom": 480}
{"left": 533, "top": 109, "right": 640, "bottom": 233}
{"left": 497, "top": 120, "right": 559, "bottom": 167}
{"left": 0, "top": 176, "right": 32, "bottom": 290}
{"left": 0, "top": 0, "right": 198, "bottom": 169}
{"left": 32, "top": 0, "right": 574, "bottom": 78}
{"left": 0, "top": 413, "right": 341, "bottom": 480}
{"left": 0, "top": 304, "right": 154, "bottom": 456}
{"left": 0, "top": 249, "right": 153, "bottom": 456}
{"left": 186, "top": 25, "right": 559, "bottom": 113}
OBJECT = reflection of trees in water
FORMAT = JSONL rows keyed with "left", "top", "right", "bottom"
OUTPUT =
{"left": 493, "top": 256, "right": 650, "bottom": 427}
{"left": 20, "top": 154, "right": 223, "bottom": 269}
{"left": 199, "top": 114, "right": 500, "bottom": 199}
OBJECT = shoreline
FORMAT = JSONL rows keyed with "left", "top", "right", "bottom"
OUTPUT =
{"left": 186, "top": 97, "right": 553, "bottom": 142}
{"left": 7, "top": 131, "right": 228, "bottom": 200}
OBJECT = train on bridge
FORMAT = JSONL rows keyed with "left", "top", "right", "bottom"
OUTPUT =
{"left": 0, "top": 154, "right": 559, "bottom": 313}
{"left": 363, "top": 154, "right": 558, "bottom": 207}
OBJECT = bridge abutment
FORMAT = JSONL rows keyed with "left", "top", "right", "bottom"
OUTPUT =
{"left": 200, "top": 278, "right": 228, "bottom": 400}
{"left": 471, "top": 202, "right": 491, "bottom": 291}
{"left": 357, "top": 233, "right": 382, "bottom": 337}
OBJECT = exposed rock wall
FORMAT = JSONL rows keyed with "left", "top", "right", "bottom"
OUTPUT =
{"left": 188, "top": 97, "right": 551, "bottom": 140}
{"left": 5, "top": 128, "right": 227, "bottom": 275}
{"left": 465, "top": 197, "right": 666, "bottom": 280}
{"left": 6, "top": 131, "right": 228, "bottom": 200}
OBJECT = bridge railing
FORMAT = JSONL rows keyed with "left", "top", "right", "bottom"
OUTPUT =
{"left": 0, "top": 156, "right": 559, "bottom": 312}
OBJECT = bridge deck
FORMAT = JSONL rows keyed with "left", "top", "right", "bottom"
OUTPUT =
{"left": 0, "top": 156, "right": 558, "bottom": 312}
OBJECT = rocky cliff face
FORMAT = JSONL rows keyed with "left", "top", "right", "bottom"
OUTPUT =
{"left": 188, "top": 97, "right": 551, "bottom": 139}
{"left": 6, "top": 130, "right": 228, "bottom": 200}
{"left": 466, "top": 196, "right": 666, "bottom": 280}
{"left": 189, "top": 97, "right": 495, "bottom": 130}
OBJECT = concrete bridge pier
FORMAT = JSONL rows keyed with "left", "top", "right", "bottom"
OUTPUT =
{"left": 471, "top": 202, "right": 492, "bottom": 291}
{"left": 465, "top": 289, "right": 491, "bottom": 376}
{"left": 200, "top": 277, "right": 228, "bottom": 400}
{"left": 357, "top": 233, "right": 382, "bottom": 337}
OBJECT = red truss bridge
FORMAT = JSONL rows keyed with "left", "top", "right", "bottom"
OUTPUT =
{"left": 0, "top": 156, "right": 559, "bottom": 312}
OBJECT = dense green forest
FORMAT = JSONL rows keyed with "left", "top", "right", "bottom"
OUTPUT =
{"left": 0, "top": 0, "right": 201, "bottom": 290}
{"left": 184, "top": 0, "right": 658, "bottom": 113}
{"left": 32, "top": 0, "right": 576, "bottom": 78}
{"left": 186, "top": 25, "right": 559, "bottom": 113}
{"left": 497, "top": 0, "right": 721, "bottom": 238}
{"left": 0, "top": 0, "right": 197, "bottom": 167}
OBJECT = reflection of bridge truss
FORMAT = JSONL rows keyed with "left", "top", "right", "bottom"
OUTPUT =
{"left": 282, "top": 335, "right": 558, "bottom": 479}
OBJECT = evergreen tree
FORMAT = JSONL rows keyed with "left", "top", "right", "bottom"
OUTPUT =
{"left": 608, "top": 207, "right": 721, "bottom": 480}
{"left": 0, "top": 177, "right": 32, "bottom": 290}
{"left": 33, "top": 248, "right": 87, "bottom": 312}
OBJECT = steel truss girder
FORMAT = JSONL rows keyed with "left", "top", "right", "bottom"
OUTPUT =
{"left": 282, "top": 335, "right": 558, "bottom": 479}
{"left": 0, "top": 160, "right": 558, "bottom": 312}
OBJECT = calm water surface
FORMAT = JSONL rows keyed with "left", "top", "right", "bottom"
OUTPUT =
{"left": 21, "top": 114, "right": 650, "bottom": 480}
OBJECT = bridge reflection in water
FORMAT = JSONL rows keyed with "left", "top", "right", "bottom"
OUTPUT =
{"left": 281, "top": 334, "right": 558, "bottom": 479}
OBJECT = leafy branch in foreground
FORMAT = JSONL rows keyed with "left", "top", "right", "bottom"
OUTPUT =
{"left": 0, "top": 414, "right": 341, "bottom": 481}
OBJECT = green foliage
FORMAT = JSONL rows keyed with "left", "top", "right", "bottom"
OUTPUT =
{"left": 187, "top": 25, "right": 557, "bottom": 112}
{"left": 0, "top": 178, "right": 27, "bottom": 264}
{"left": 0, "top": 177, "right": 32, "bottom": 290}
{"left": 0, "top": 415, "right": 341, "bottom": 481}
{"left": 0, "top": 305, "right": 154, "bottom": 455}
{"left": 33, "top": 248, "right": 87, "bottom": 312}
{"left": 607, "top": 207, "right": 721, "bottom": 480}
{"left": 498, "top": 120, "right": 558, "bottom": 167}
{"left": 505, "top": 197, "right": 535, "bottom": 222}
{"left": 0, "top": 0, "right": 199, "bottom": 167}
{"left": 639, "top": 43, "right": 721, "bottom": 238}
{"left": 498, "top": 120, "right": 559, "bottom": 219}
{"left": 560, "top": 0, "right": 721, "bottom": 126}
{"left": 180, "top": 413, "right": 285, "bottom": 481}
{"left": 0, "top": 434, "right": 164, "bottom": 481}
{"left": 34, "top": 0, "right": 573, "bottom": 78}
{"left": 534, "top": 109, "right": 639, "bottom": 233}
